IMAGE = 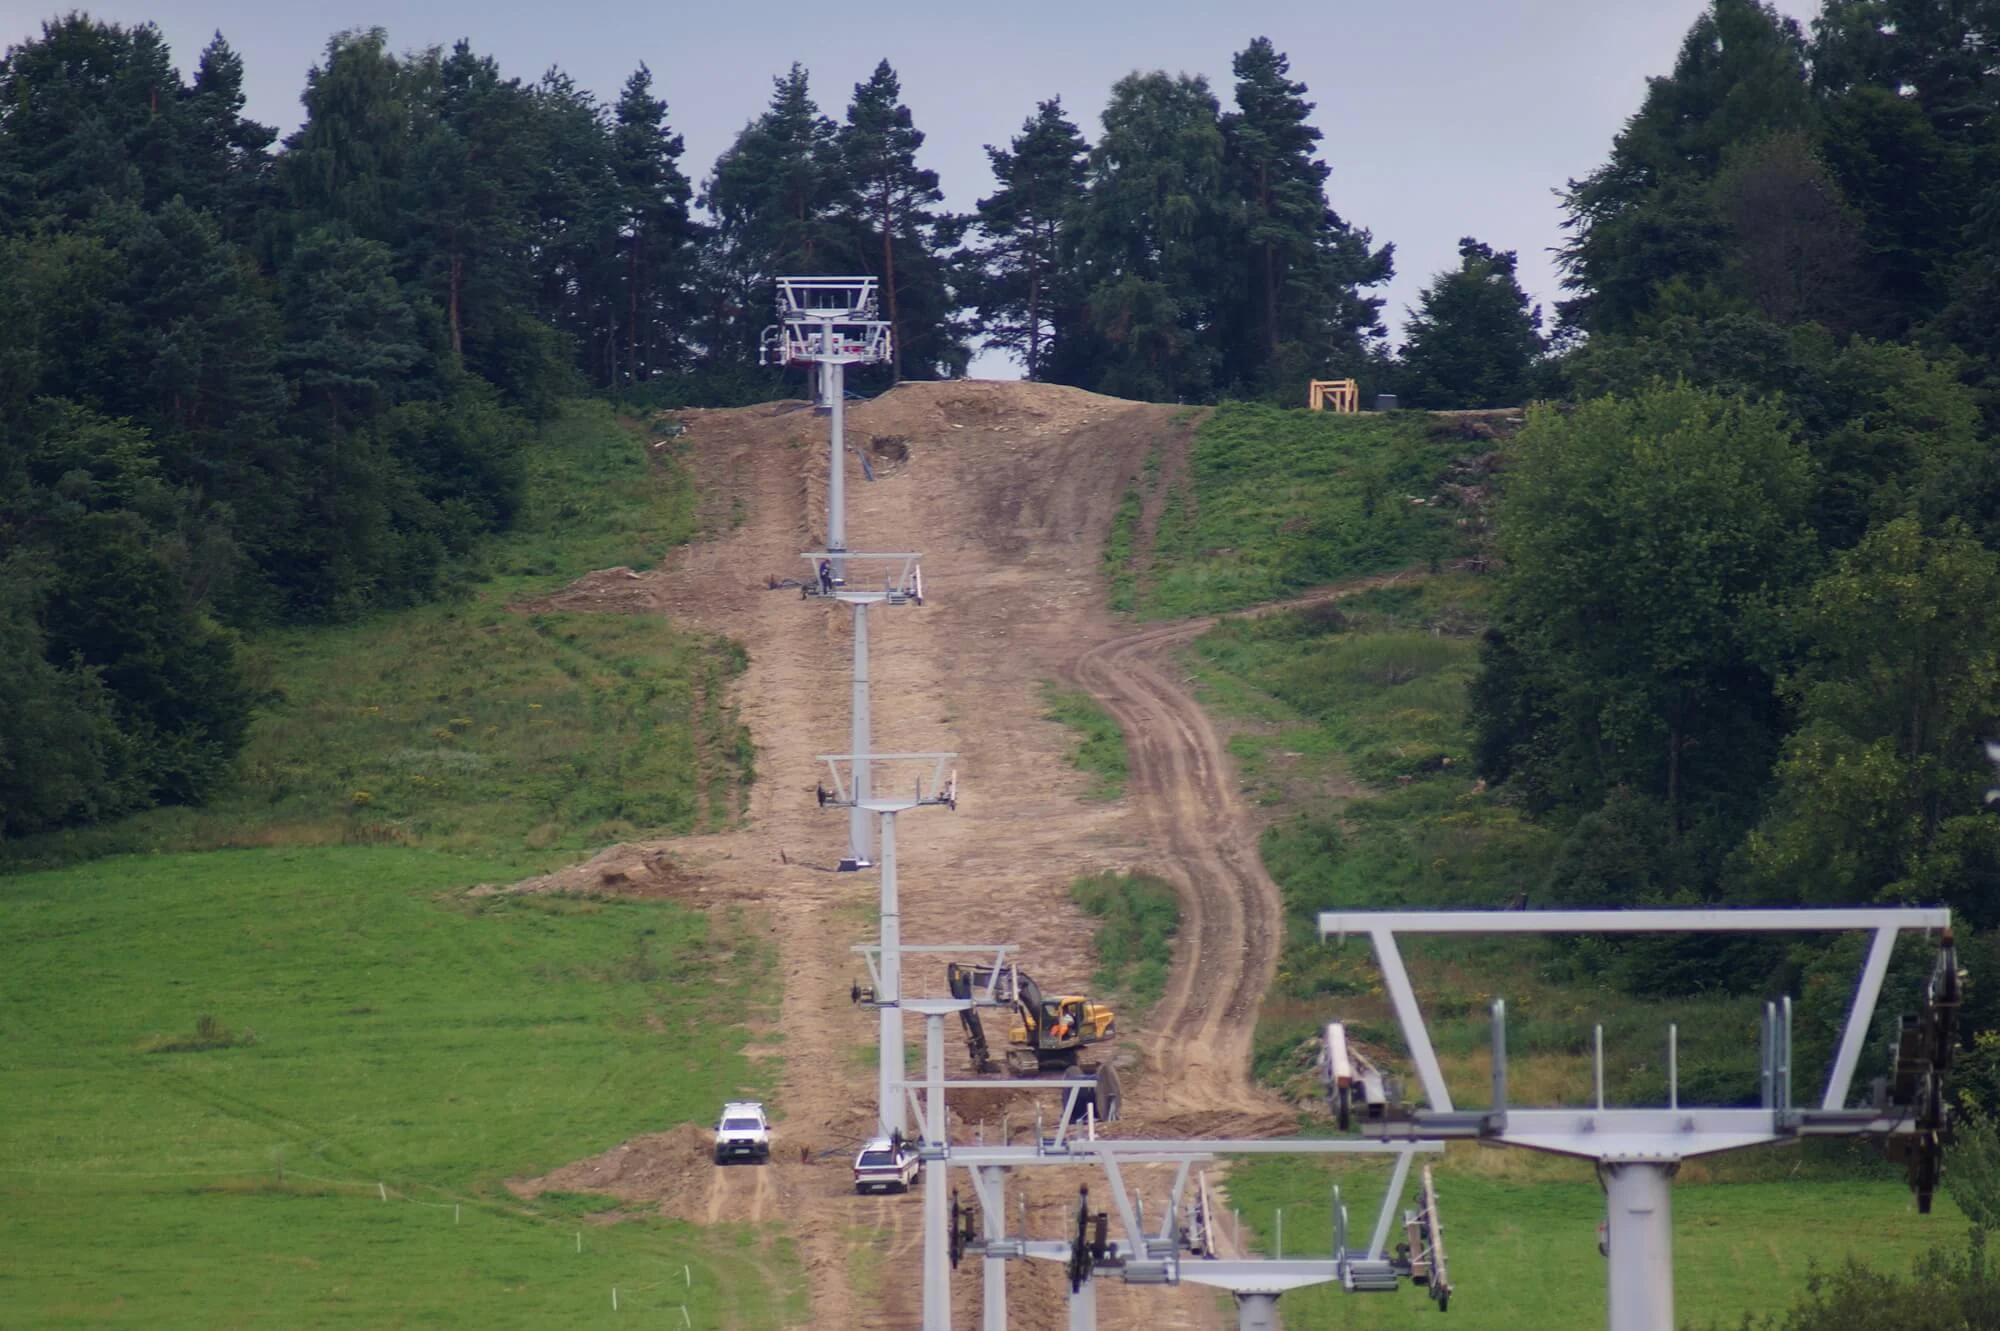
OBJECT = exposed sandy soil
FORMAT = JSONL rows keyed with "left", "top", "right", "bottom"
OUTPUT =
{"left": 502, "top": 380, "right": 1343, "bottom": 1328}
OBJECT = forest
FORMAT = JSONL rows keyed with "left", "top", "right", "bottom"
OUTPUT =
{"left": 1, "top": 0, "right": 1997, "bottom": 969}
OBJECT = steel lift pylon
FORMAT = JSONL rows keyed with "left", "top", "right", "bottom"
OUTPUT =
{"left": 1316, "top": 908, "right": 1962, "bottom": 1331}
{"left": 798, "top": 552, "right": 922, "bottom": 870}
{"left": 763, "top": 276, "right": 893, "bottom": 869}
{"left": 816, "top": 752, "right": 956, "bottom": 1140}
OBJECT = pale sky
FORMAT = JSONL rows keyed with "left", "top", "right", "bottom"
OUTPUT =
{"left": 5, "top": 0, "right": 1822, "bottom": 377}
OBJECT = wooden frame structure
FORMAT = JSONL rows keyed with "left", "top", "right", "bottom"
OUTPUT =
{"left": 1308, "top": 378, "right": 1359, "bottom": 413}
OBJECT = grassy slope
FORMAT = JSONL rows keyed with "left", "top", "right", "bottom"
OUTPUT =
{"left": 1224, "top": 1155, "right": 1960, "bottom": 1331}
{"left": 0, "top": 848, "right": 796, "bottom": 1328}
{"left": 1144, "top": 410, "right": 1967, "bottom": 1323}
{"left": 1040, "top": 682, "right": 1129, "bottom": 801}
{"left": 1112, "top": 404, "right": 1468, "bottom": 620}
{"left": 4, "top": 402, "right": 750, "bottom": 873}
{"left": 0, "top": 404, "right": 800, "bottom": 1326}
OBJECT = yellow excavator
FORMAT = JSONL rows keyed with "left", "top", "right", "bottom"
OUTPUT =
{"left": 946, "top": 963, "right": 1116, "bottom": 1076}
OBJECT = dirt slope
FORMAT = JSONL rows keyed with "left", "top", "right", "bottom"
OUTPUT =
{"left": 514, "top": 381, "right": 1302, "bottom": 1327}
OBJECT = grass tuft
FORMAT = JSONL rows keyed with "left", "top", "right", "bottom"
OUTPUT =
{"left": 1069, "top": 871, "right": 1180, "bottom": 1010}
{"left": 1040, "top": 683, "right": 1129, "bottom": 801}
{"left": 139, "top": 1014, "right": 256, "bottom": 1054}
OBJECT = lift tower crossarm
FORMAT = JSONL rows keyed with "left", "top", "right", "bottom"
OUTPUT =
{"left": 1315, "top": 907, "right": 1958, "bottom": 1331}
{"left": 1316, "top": 908, "right": 1950, "bottom": 1112}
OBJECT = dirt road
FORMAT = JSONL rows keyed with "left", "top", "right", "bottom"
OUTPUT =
{"left": 513, "top": 382, "right": 1320, "bottom": 1327}
{"left": 1068, "top": 618, "right": 1288, "bottom": 1130}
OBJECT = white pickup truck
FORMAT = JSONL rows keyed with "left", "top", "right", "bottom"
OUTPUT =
{"left": 713, "top": 1101, "right": 771, "bottom": 1164}
{"left": 852, "top": 1136, "right": 921, "bottom": 1194}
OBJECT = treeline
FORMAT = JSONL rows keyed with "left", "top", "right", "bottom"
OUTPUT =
{"left": 1469, "top": 0, "right": 2000, "bottom": 971}
{"left": 0, "top": 16, "right": 1417, "bottom": 839}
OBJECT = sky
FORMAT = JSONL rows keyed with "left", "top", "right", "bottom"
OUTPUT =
{"left": 5, "top": 0, "right": 1824, "bottom": 379}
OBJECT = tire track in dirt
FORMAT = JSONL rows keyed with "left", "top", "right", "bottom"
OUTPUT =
{"left": 1069, "top": 618, "right": 1286, "bottom": 1126}
{"left": 1067, "top": 566, "right": 1427, "bottom": 1127}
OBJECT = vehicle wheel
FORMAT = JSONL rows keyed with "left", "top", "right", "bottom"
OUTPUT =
{"left": 714, "top": 1150, "right": 726, "bottom": 1165}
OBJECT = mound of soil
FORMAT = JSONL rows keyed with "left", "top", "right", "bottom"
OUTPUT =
{"left": 508, "top": 1123, "right": 715, "bottom": 1221}
{"left": 514, "top": 565, "right": 659, "bottom": 614}
{"left": 473, "top": 843, "right": 708, "bottom": 899}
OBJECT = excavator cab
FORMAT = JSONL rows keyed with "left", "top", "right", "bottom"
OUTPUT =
{"left": 947, "top": 962, "right": 1117, "bottom": 1076}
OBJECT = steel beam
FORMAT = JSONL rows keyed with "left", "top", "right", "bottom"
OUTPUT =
{"left": 877, "top": 809, "right": 902, "bottom": 1137}
{"left": 923, "top": 1013, "right": 950, "bottom": 1330}
{"left": 1825, "top": 927, "right": 1897, "bottom": 1110}
{"left": 1601, "top": 1162, "right": 1677, "bottom": 1331}
{"left": 850, "top": 602, "right": 871, "bottom": 865}
{"left": 1320, "top": 908, "right": 1950, "bottom": 934}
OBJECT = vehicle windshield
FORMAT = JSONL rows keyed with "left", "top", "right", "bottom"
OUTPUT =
{"left": 858, "top": 1150, "right": 898, "bottom": 1167}
{"left": 722, "top": 1117, "right": 762, "bottom": 1131}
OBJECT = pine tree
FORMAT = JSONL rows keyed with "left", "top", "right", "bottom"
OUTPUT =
{"left": 835, "top": 60, "right": 961, "bottom": 380}
{"left": 704, "top": 64, "right": 843, "bottom": 361}
{"left": 0, "top": 16, "right": 193, "bottom": 227}
{"left": 611, "top": 65, "right": 694, "bottom": 385}
{"left": 525, "top": 70, "right": 621, "bottom": 385}
{"left": 1218, "top": 37, "right": 1393, "bottom": 394}
{"left": 972, "top": 98, "right": 1088, "bottom": 379}
{"left": 1399, "top": 238, "right": 1545, "bottom": 408}
{"left": 1065, "top": 71, "right": 1227, "bottom": 400}
{"left": 177, "top": 34, "right": 275, "bottom": 240}
{"left": 1558, "top": 0, "right": 1815, "bottom": 333}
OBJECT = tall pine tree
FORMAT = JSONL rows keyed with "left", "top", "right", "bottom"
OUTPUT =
{"left": 1062, "top": 71, "right": 1227, "bottom": 400}
{"left": 1558, "top": 0, "right": 1815, "bottom": 334}
{"left": 703, "top": 64, "right": 843, "bottom": 362}
{"left": 611, "top": 65, "right": 694, "bottom": 385}
{"left": 972, "top": 98, "right": 1088, "bottom": 380}
{"left": 835, "top": 60, "right": 962, "bottom": 380}
{"left": 1218, "top": 37, "right": 1393, "bottom": 394}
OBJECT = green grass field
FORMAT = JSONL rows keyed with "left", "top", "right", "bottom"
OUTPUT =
{"left": 0, "top": 847, "right": 797, "bottom": 1328}
{"left": 0, "top": 402, "right": 799, "bottom": 1326}
{"left": 1111, "top": 404, "right": 1475, "bottom": 619}
{"left": 1225, "top": 1152, "right": 1967, "bottom": 1330}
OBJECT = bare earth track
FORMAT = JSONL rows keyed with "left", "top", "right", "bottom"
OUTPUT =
{"left": 509, "top": 381, "right": 1345, "bottom": 1327}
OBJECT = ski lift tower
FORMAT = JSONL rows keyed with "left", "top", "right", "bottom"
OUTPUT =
{"left": 817, "top": 751, "right": 956, "bottom": 1140}
{"left": 896, "top": 991, "right": 1452, "bottom": 1331}
{"left": 1316, "top": 908, "right": 1962, "bottom": 1331}
{"left": 801, "top": 552, "right": 922, "bottom": 870}
{"left": 760, "top": 276, "right": 892, "bottom": 575}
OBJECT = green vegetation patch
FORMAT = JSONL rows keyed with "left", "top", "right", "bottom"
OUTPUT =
{"left": 500, "top": 401, "right": 698, "bottom": 581}
{"left": 1040, "top": 682, "right": 1129, "bottom": 800}
{"left": 0, "top": 845, "right": 791, "bottom": 1328}
{"left": 1070, "top": 871, "right": 1180, "bottom": 1010}
{"left": 1224, "top": 1155, "right": 1966, "bottom": 1331}
{"left": 1114, "top": 404, "right": 1473, "bottom": 619}
{"left": 3, "top": 403, "right": 749, "bottom": 872}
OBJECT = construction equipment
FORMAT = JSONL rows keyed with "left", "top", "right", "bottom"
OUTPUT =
{"left": 1322, "top": 1022, "right": 1394, "bottom": 1131}
{"left": 947, "top": 962, "right": 1116, "bottom": 1076}
{"left": 1308, "top": 378, "right": 1359, "bottom": 412}
{"left": 1398, "top": 1165, "right": 1452, "bottom": 1311}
